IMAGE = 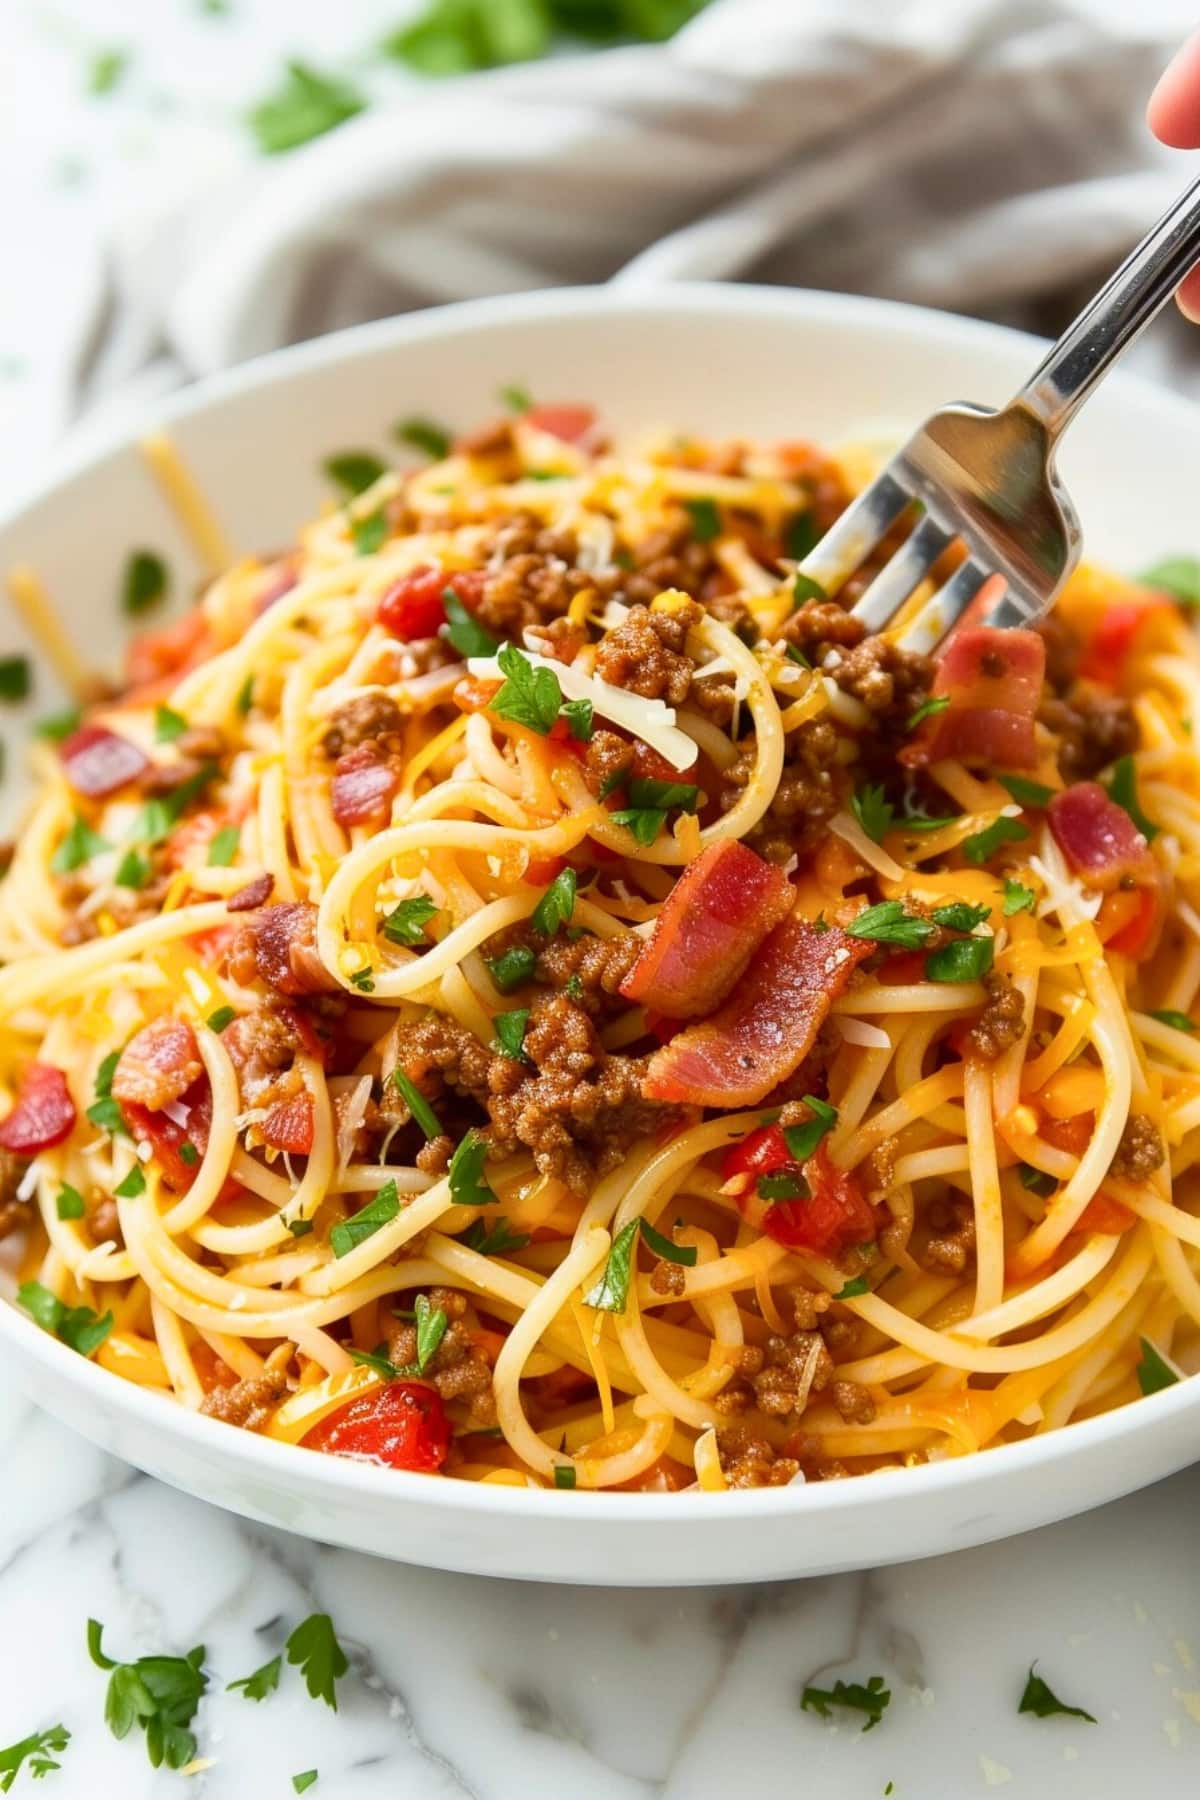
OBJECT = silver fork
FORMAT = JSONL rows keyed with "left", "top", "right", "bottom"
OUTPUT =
{"left": 798, "top": 172, "right": 1200, "bottom": 655}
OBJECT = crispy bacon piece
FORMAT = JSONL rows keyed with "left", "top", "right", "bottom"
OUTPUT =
{"left": 227, "top": 873, "right": 274, "bottom": 913}
{"left": 124, "top": 610, "right": 211, "bottom": 698}
{"left": 331, "top": 744, "right": 399, "bottom": 828}
{"left": 59, "top": 723, "right": 150, "bottom": 798}
{"left": 111, "top": 1018, "right": 202, "bottom": 1112}
{"left": 642, "top": 917, "right": 870, "bottom": 1107}
{"left": 260, "top": 1093, "right": 315, "bottom": 1154}
{"left": 903, "top": 625, "right": 1045, "bottom": 770}
{"left": 620, "top": 841, "right": 795, "bottom": 1019}
{"left": 1047, "top": 783, "right": 1157, "bottom": 892}
{"left": 0, "top": 1063, "right": 76, "bottom": 1153}
{"left": 125, "top": 1075, "right": 213, "bottom": 1191}
{"left": 377, "top": 567, "right": 448, "bottom": 640}
{"left": 236, "top": 903, "right": 339, "bottom": 997}
{"left": 524, "top": 403, "right": 598, "bottom": 446}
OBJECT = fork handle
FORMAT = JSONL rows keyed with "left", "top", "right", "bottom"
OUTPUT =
{"left": 1013, "top": 168, "right": 1200, "bottom": 439}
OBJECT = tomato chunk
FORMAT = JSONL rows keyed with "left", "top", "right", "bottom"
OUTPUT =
{"left": 124, "top": 610, "right": 211, "bottom": 696}
{"left": 0, "top": 1063, "right": 76, "bottom": 1154}
{"left": 731, "top": 1141, "right": 875, "bottom": 1255}
{"left": 261, "top": 1093, "right": 315, "bottom": 1154}
{"left": 524, "top": 403, "right": 597, "bottom": 445}
{"left": 304, "top": 1380, "right": 450, "bottom": 1471}
{"left": 377, "top": 566, "right": 449, "bottom": 640}
{"left": 125, "top": 1075, "right": 213, "bottom": 1190}
{"left": 1079, "top": 592, "right": 1172, "bottom": 685}
{"left": 1074, "top": 1192, "right": 1136, "bottom": 1235}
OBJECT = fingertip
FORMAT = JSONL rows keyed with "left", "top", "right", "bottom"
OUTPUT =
{"left": 1177, "top": 266, "right": 1200, "bottom": 324}
{"left": 1148, "top": 31, "right": 1200, "bottom": 148}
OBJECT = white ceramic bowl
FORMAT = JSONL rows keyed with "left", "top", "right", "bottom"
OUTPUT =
{"left": 2, "top": 284, "right": 1198, "bottom": 1585}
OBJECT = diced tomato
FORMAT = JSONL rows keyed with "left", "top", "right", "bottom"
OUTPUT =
{"left": 643, "top": 917, "right": 871, "bottom": 1107}
{"left": 0, "top": 1063, "right": 76, "bottom": 1153}
{"left": 733, "top": 1142, "right": 876, "bottom": 1255}
{"left": 1040, "top": 1111, "right": 1094, "bottom": 1156}
{"left": 303, "top": 1380, "right": 450, "bottom": 1472}
{"left": 124, "top": 610, "right": 211, "bottom": 696}
{"left": 331, "top": 745, "right": 399, "bottom": 828}
{"left": 59, "top": 723, "right": 150, "bottom": 798}
{"left": 1074, "top": 1192, "right": 1136, "bottom": 1235}
{"left": 1079, "top": 593, "right": 1172, "bottom": 686}
{"left": 1047, "top": 783, "right": 1157, "bottom": 892}
{"left": 524, "top": 404, "right": 597, "bottom": 445}
{"left": 124, "top": 1075, "right": 215, "bottom": 1191}
{"left": 525, "top": 855, "right": 566, "bottom": 886}
{"left": 162, "top": 810, "right": 223, "bottom": 872}
{"left": 188, "top": 1339, "right": 239, "bottom": 1393}
{"left": 722, "top": 1121, "right": 791, "bottom": 1183}
{"left": 620, "top": 841, "right": 795, "bottom": 1020}
{"left": 377, "top": 567, "right": 449, "bottom": 640}
{"left": 903, "top": 624, "right": 1045, "bottom": 771}
{"left": 1097, "top": 886, "right": 1161, "bottom": 959}
{"left": 260, "top": 1093, "right": 315, "bottom": 1154}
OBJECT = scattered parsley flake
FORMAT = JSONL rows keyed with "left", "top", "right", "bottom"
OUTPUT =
{"left": 531, "top": 867, "right": 576, "bottom": 937}
{"left": 561, "top": 697, "right": 594, "bottom": 741}
{"left": 1139, "top": 554, "right": 1200, "bottom": 607}
{"left": 179, "top": 1142, "right": 200, "bottom": 1167}
{"left": 226, "top": 1654, "right": 281, "bottom": 1702}
{"left": 836, "top": 1276, "right": 870, "bottom": 1299}
{"left": 351, "top": 510, "right": 388, "bottom": 557}
{"left": 348, "top": 966, "right": 375, "bottom": 993}
{"left": 682, "top": 497, "right": 720, "bottom": 542}
{"left": 448, "top": 1129, "right": 498, "bottom": 1207}
{"left": 583, "top": 1218, "right": 640, "bottom": 1313}
{"left": 492, "top": 643, "right": 563, "bottom": 735}
{"left": 627, "top": 776, "right": 699, "bottom": 814}
{"left": 392, "top": 1070, "right": 442, "bottom": 1141}
{"left": 247, "top": 61, "right": 365, "bottom": 155}
{"left": 293, "top": 1775, "right": 319, "bottom": 1796}
{"left": 758, "top": 1172, "right": 806, "bottom": 1201}
{"left": 88, "top": 48, "right": 129, "bottom": 95}
{"left": 87, "top": 1618, "right": 208, "bottom": 1770}
{"left": 610, "top": 806, "right": 667, "bottom": 846}
{"left": 851, "top": 784, "right": 893, "bottom": 842}
{"left": 154, "top": 704, "right": 188, "bottom": 743}
{"left": 925, "top": 935, "right": 993, "bottom": 984}
{"left": 0, "top": 1722, "right": 71, "bottom": 1788}
{"left": 395, "top": 417, "right": 451, "bottom": 460}
{"left": 207, "top": 824, "right": 239, "bottom": 867}
{"left": 846, "top": 901, "right": 934, "bottom": 951}
{"left": 930, "top": 902, "right": 989, "bottom": 932}
{"left": 1106, "top": 754, "right": 1158, "bottom": 842}
{"left": 56, "top": 1184, "right": 85, "bottom": 1221}
{"left": 486, "top": 945, "right": 537, "bottom": 993}
{"left": 350, "top": 1346, "right": 399, "bottom": 1380}
{"left": 286, "top": 1216, "right": 313, "bottom": 1237}
{"left": 0, "top": 656, "right": 32, "bottom": 702}
{"left": 1017, "top": 1664, "right": 1096, "bottom": 1724}
{"left": 285, "top": 1614, "right": 348, "bottom": 1711}
{"left": 493, "top": 1007, "right": 530, "bottom": 1060}
{"left": 113, "top": 1166, "right": 146, "bottom": 1199}
{"left": 441, "top": 587, "right": 499, "bottom": 658}
{"left": 330, "top": 1181, "right": 400, "bottom": 1257}
{"left": 998, "top": 773, "right": 1054, "bottom": 808}
{"left": 783, "top": 1095, "right": 838, "bottom": 1162}
{"left": 461, "top": 1216, "right": 530, "bottom": 1256}
{"left": 122, "top": 550, "right": 168, "bottom": 616}
{"left": 1137, "top": 1336, "right": 1180, "bottom": 1396}
{"left": 638, "top": 1217, "right": 697, "bottom": 1266}
{"left": 235, "top": 674, "right": 254, "bottom": 716}
{"left": 114, "top": 849, "right": 150, "bottom": 891}
{"left": 792, "top": 572, "right": 826, "bottom": 605}
{"left": 907, "top": 694, "right": 950, "bottom": 730}
{"left": 1150, "top": 1008, "right": 1195, "bottom": 1032}
{"left": 406, "top": 1292, "right": 448, "bottom": 1375}
{"left": 784, "top": 511, "right": 820, "bottom": 561}
{"left": 1018, "top": 1164, "right": 1056, "bottom": 1197}
{"left": 51, "top": 814, "right": 110, "bottom": 874}
{"left": 35, "top": 706, "right": 81, "bottom": 741}
{"left": 206, "top": 1005, "right": 236, "bottom": 1034}
{"left": 554, "top": 1465, "right": 576, "bottom": 1489}
{"left": 961, "top": 816, "right": 1030, "bottom": 865}
{"left": 323, "top": 451, "right": 387, "bottom": 497}
{"left": 381, "top": 893, "right": 438, "bottom": 945}
{"left": 1002, "top": 877, "right": 1036, "bottom": 916}
{"left": 498, "top": 383, "right": 532, "bottom": 413}
{"left": 801, "top": 1673, "right": 891, "bottom": 1732}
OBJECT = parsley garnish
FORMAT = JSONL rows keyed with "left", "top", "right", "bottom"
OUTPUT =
{"left": 784, "top": 511, "right": 820, "bottom": 561}
{"left": 126, "top": 761, "right": 218, "bottom": 846}
{"left": 997, "top": 773, "right": 1053, "bottom": 808}
{"left": 122, "top": 550, "right": 168, "bottom": 616}
{"left": 498, "top": 383, "right": 532, "bottom": 413}
{"left": 206, "top": 1005, "right": 236, "bottom": 1033}
{"left": 247, "top": 60, "right": 365, "bottom": 155}
{"left": 113, "top": 1166, "right": 146, "bottom": 1199}
{"left": 227, "top": 1654, "right": 282, "bottom": 1702}
{"left": 1018, "top": 1164, "right": 1056, "bottom": 1197}
{"left": 0, "top": 1722, "right": 70, "bottom": 1787}
{"left": 961, "top": 816, "right": 1030, "bottom": 865}
{"left": 18, "top": 1281, "right": 113, "bottom": 1357}
{"left": 1017, "top": 1664, "right": 1096, "bottom": 1724}
{"left": 554, "top": 1464, "right": 577, "bottom": 1489}
{"left": 179, "top": 1142, "right": 200, "bottom": 1167}
{"left": 682, "top": 497, "right": 720, "bottom": 542}
{"left": 56, "top": 1184, "right": 85, "bottom": 1220}
{"left": 1150, "top": 1008, "right": 1195, "bottom": 1032}
{"left": 1139, "top": 554, "right": 1200, "bottom": 607}
{"left": 846, "top": 901, "right": 934, "bottom": 951}
{"left": 801, "top": 1673, "right": 891, "bottom": 1733}
{"left": 349, "top": 1346, "right": 399, "bottom": 1380}
{"left": 87, "top": 1618, "right": 208, "bottom": 1769}
{"left": 441, "top": 587, "right": 499, "bottom": 658}
{"left": 925, "top": 935, "right": 993, "bottom": 983}
{"left": 286, "top": 1217, "right": 313, "bottom": 1237}
{"left": 351, "top": 510, "right": 387, "bottom": 557}
{"left": 758, "top": 1172, "right": 807, "bottom": 1200}
{"left": 792, "top": 572, "right": 826, "bottom": 604}
{"left": 323, "top": 451, "right": 387, "bottom": 497}
{"left": 783, "top": 1095, "right": 838, "bottom": 1162}
{"left": 930, "top": 902, "right": 989, "bottom": 932}
{"left": 293, "top": 1775, "right": 319, "bottom": 1795}
{"left": 0, "top": 655, "right": 31, "bottom": 702}
{"left": 448, "top": 1129, "right": 498, "bottom": 1206}
{"left": 530, "top": 867, "right": 576, "bottom": 937}
{"left": 1137, "top": 1336, "right": 1180, "bottom": 1396}
{"left": 1002, "top": 877, "right": 1036, "bottom": 916}
{"left": 583, "top": 1218, "right": 640, "bottom": 1313}
{"left": 492, "top": 644, "right": 563, "bottom": 735}
{"left": 330, "top": 1181, "right": 400, "bottom": 1257}
{"left": 395, "top": 417, "right": 451, "bottom": 460}
{"left": 561, "top": 697, "right": 594, "bottom": 741}
{"left": 35, "top": 706, "right": 81, "bottom": 741}
{"left": 493, "top": 1007, "right": 530, "bottom": 1060}
{"left": 235, "top": 674, "right": 254, "bottom": 716}
{"left": 461, "top": 1216, "right": 530, "bottom": 1256}
{"left": 907, "top": 694, "right": 950, "bottom": 730}
{"left": 348, "top": 966, "right": 375, "bottom": 992}
{"left": 638, "top": 1217, "right": 697, "bottom": 1266}
{"left": 405, "top": 1292, "right": 449, "bottom": 1375}
{"left": 114, "top": 849, "right": 150, "bottom": 890}
{"left": 835, "top": 1276, "right": 869, "bottom": 1299}
{"left": 381, "top": 894, "right": 438, "bottom": 945}
{"left": 486, "top": 945, "right": 537, "bottom": 993}
{"left": 784, "top": 643, "right": 812, "bottom": 669}
{"left": 285, "top": 1614, "right": 348, "bottom": 1710}
{"left": 611, "top": 806, "right": 667, "bottom": 846}
{"left": 628, "top": 776, "right": 699, "bottom": 814}
{"left": 392, "top": 1070, "right": 442, "bottom": 1140}
{"left": 50, "top": 814, "right": 110, "bottom": 874}
{"left": 207, "top": 824, "right": 239, "bottom": 867}
{"left": 1106, "top": 754, "right": 1158, "bottom": 842}
{"left": 88, "top": 48, "right": 129, "bottom": 95}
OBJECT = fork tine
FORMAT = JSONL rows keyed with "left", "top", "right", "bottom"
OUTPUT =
{"left": 849, "top": 513, "right": 953, "bottom": 633}
{"left": 797, "top": 471, "right": 912, "bottom": 598}
{"left": 895, "top": 557, "right": 995, "bottom": 656}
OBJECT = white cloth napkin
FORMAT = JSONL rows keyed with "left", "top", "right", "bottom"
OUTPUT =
{"left": 34, "top": 0, "right": 1200, "bottom": 468}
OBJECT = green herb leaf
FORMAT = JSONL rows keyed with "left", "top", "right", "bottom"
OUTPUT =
{"left": 381, "top": 894, "right": 438, "bottom": 945}
{"left": 0, "top": 1721, "right": 71, "bottom": 1787}
{"left": 285, "top": 1614, "right": 348, "bottom": 1711}
{"left": 561, "top": 697, "right": 594, "bottom": 741}
{"left": 293, "top": 1774, "right": 319, "bottom": 1796}
{"left": 410, "top": 1292, "right": 448, "bottom": 1374}
{"left": 448, "top": 1129, "right": 498, "bottom": 1207}
{"left": 207, "top": 824, "right": 239, "bottom": 867}
{"left": 553, "top": 1464, "right": 577, "bottom": 1489}
{"left": 498, "top": 383, "right": 532, "bottom": 413}
{"left": 1017, "top": 1664, "right": 1097, "bottom": 1724}
{"left": 206, "top": 1005, "right": 236, "bottom": 1034}
{"left": 997, "top": 773, "right": 1054, "bottom": 808}
{"left": 349, "top": 1347, "right": 399, "bottom": 1380}
{"left": 486, "top": 945, "right": 537, "bottom": 993}
{"left": 179, "top": 1142, "right": 200, "bottom": 1167}
{"left": 0, "top": 655, "right": 32, "bottom": 702}
{"left": 784, "top": 511, "right": 820, "bottom": 561}
{"left": 961, "top": 816, "right": 1030, "bottom": 865}
{"left": 349, "top": 966, "right": 375, "bottom": 993}
{"left": 1150, "top": 1009, "right": 1195, "bottom": 1033}
{"left": 531, "top": 867, "right": 576, "bottom": 937}
{"left": 1139, "top": 554, "right": 1200, "bottom": 607}
{"left": 851, "top": 784, "right": 893, "bottom": 843}
{"left": 227, "top": 1654, "right": 282, "bottom": 1702}
{"left": 51, "top": 814, "right": 110, "bottom": 874}
{"left": 492, "top": 643, "right": 564, "bottom": 735}
{"left": 330, "top": 1181, "right": 400, "bottom": 1258}
{"left": 88, "top": 48, "right": 129, "bottom": 94}
{"left": 846, "top": 901, "right": 934, "bottom": 951}
{"left": 931, "top": 902, "right": 990, "bottom": 933}
{"left": 122, "top": 551, "right": 168, "bottom": 617}
{"left": 1018, "top": 1164, "right": 1056, "bottom": 1197}
{"left": 627, "top": 776, "right": 699, "bottom": 814}
{"left": 583, "top": 1217, "right": 639, "bottom": 1313}
{"left": 247, "top": 61, "right": 365, "bottom": 155}
{"left": 323, "top": 452, "right": 387, "bottom": 497}
{"left": 925, "top": 935, "right": 993, "bottom": 983}
{"left": 835, "top": 1276, "right": 869, "bottom": 1299}
{"left": 35, "top": 706, "right": 82, "bottom": 741}
{"left": 1106, "top": 754, "right": 1158, "bottom": 842}
{"left": 86, "top": 1095, "right": 128, "bottom": 1137}
{"left": 286, "top": 1216, "right": 312, "bottom": 1237}
{"left": 18, "top": 1280, "right": 114, "bottom": 1358}
{"left": 758, "top": 1172, "right": 807, "bottom": 1200}
{"left": 126, "top": 761, "right": 218, "bottom": 847}
{"left": 907, "top": 694, "right": 950, "bottom": 731}
{"left": 1137, "top": 1336, "right": 1180, "bottom": 1396}
{"left": 235, "top": 674, "right": 255, "bottom": 716}
{"left": 1002, "top": 878, "right": 1036, "bottom": 916}
{"left": 352, "top": 510, "right": 388, "bottom": 557}
{"left": 114, "top": 849, "right": 151, "bottom": 891}
{"left": 113, "top": 1166, "right": 146, "bottom": 1199}
{"left": 610, "top": 806, "right": 667, "bottom": 846}
{"left": 153, "top": 704, "right": 188, "bottom": 743}
{"left": 493, "top": 1007, "right": 530, "bottom": 1060}
{"left": 87, "top": 1620, "right": 208, "bottom": 1769}
{"left": 783, "top": 1094, "right": 838, "bottom": 1163}
{"left": 395, "top": 417, "right": 451, "bottom": 460}
{"left": 392, "top": 1070, "right": 442, "bottom": 1141}
{"left": 461, "top": 1216, "right": 531, "bottom": 1256}
{"left": 784, "top": 643, "right": 812, "bottom": 669}
{"left": 638, "top": 1217, "right": 698, "bottom": 1266}
{"left": 801, "top": 1673, "right": 891, "bottom": 1733}
{"left": 56, "top": 1184, "right": 85, "bottom": 1221}
{"left": 441, "top": 587, "right": 499, "bottom": 658}
{"left": 682, "top": 497, "right": 721, "bottom": 542}
{"left": 792, "top": 572, "right": 826, "bottom": 605}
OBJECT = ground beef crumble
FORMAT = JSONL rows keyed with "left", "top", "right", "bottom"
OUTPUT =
{"left": 1109, "top": 1113, "right": 1165, "bottom": 1181}
{"left": 964, "top": 973, "right": 1026, "bottom": 1061}
{"left": 719, "top": 716, "right": 843, "bottom": 864}
{"left": 1039, "top": 690, "right": 1137, "bottom": 781}
{"left": 388, "top": 1286, "right": 496, "bottom": 1428}
{"left": 200, "top": 1369, "right": 289, "bottom": 1431}
{"left": 322, "top": 692, "right": 405, "bottom": 758}
{"left": 920, "top": 1193, "right": 977, "bottom": 1275}
{"left": 593, "top": 598, "right": 701, "bottom": 705}
{"left": 0, "top": 1149, "right": 28, "bottom": 1241}
{"left": 718, "top": 1428, "right": 800, "bottom": 1488}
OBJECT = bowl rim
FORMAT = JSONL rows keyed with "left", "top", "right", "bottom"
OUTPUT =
{"left": 2, "top": 277, "right": 1196, "bottom": 1524}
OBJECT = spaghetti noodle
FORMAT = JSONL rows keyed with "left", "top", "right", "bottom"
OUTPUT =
{"left": 2, "top": 398, "right": 1197, "bottom": 1493}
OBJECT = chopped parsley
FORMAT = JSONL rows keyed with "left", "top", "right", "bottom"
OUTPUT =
{"left": 682, "top": 497, "right": 721, "bottom": 542}
{"left": 35, "top": 706, "right": 82, "bottom": 741}
{"left": 530, "top": 867, "right": 576, "bottom": 937}
{"left": 349, "top": 1346, "right": 400, "bottom": 1380}
{"left": 448, "top": 1129, "right": 498, "bottom": 1206}
{"left": 492, "top": 643, "right": 563, "bottom": 734}
{"left": 783, "top": 1095, "right": 838, "bottom": 1162}
{"left": 784, "top": 511, "right": 820, "bottom": 561}
{"left": 758, "top": 1172, "right": 807, "bottom": 1201}
{"left": 997, "top": 773, "right": 1054, "bottom": 808}
{"left": 801, "top": 1673, "right": 891, "bottom": 1733}
{"left": 610, "top": 805, "right": 667, "bottom": 846}
{"left": 1017, "top": 1664, "right": 1096, "bottom": 1724}
{"left": 50, "top": 814, "right": 110, "bottom": 874}
{"left": 583, "top": 1218, "right": 639, "bottom": 1313}
{"left": 486, "top": 945, "right": 537, "bottom": 993}
{"left": 441, "top": 587, "right": 499, "bottom": 658}
{"left": 395, "top": 416, "right": 451, "bottom": 460}
{"left": 907, "top": 694, "right": 950, "bottom": 730}
{"left": 561, "top": 697, "right": 594, "bottom": 741}
{"left": 1018, "top": 1164, "right": 1056, "bottom": 1197}
{"left": 293, "top": 1775, "right": 319, "bottom": 1796}
{"left": 493, "top": 1007, "right": 530, "bottom": 1060}
{"left": 247, "top": 60, "right": 365, "bottom": 155}
{"left": 121, "top": 550, "right": 168, "bottom": 616}
{"left": 792, "top": 572, "right": 826, "bottom": 605}
{"left": 348, "top": 966, "right": 375, "bottom": 993}
{"left": 0, "top": 1721, "right": 70, "bottom": 1786}
{"left": 114, "top": 849, "right": 151, "bottom": 890}
{"left": 1136, "top": 1336, "right": 1180, "bottom": 1396}
{"left": 179, "top": 1142, "right": 200, "bottom": 1167}
{"left": 126, "top": 761, "right": 218, "bottom": 846}
{"left": 206, "top": 1005, "right": 236, "bottom": 1033}
{"left": 113, "top": 1166, "right": 146, "bottom": 1199}
{"left": 56, "top": 1184, "right": 85, "bottom": 1221}
{"left": 330, "top": 1180, "right": 400, "bottom": 1257}
{"left": 0, "top": 655, "right": 32, "bottom": 702}
{"left": 835, "top": 1276, "right": 870, "bottom": 1299}
{"left": 930, "top": 902, "right": 990, "bottom": 932}
{"left": 403, "top": 1292, "right": 449, "bottom": 1375}
{"left": 925, "top": 935, "right": 993, "bottom": 983}
{"left": 381, "top": 893, "right": 438, "bottom": 945}
{"left": 392, "top": 1070, "right": 442, "bottom": 1140}
{"left": 498, "top": 383, "right": 532, "bottom": 413}
{"left": 628, "top": 776, "right": 699, "bottom": 814}
{"left": 226, "top": 1653, "right": 282, "bottom": 1702}
{"left": 286, "top": 1613, "right": 348, "bottom": 1710}
{"left": 351, "top": 510, "right": 388, "bottom": 557}
{"left": 1139, "top": 554, "right": 1200, "bottom": 606}
{"left": 1002, "top": 877, "right": 1036, "bottom": 916}
{"left": 461, "top": 1216, "right": 530, "bottom": 1256}
{"left": 286, "top": 1217, "right": 313, "bottom": 1237}
{"left": 961, "top": 816, "right": 1030, "bottom": 865}
{"left": 638, "top": 1217, "right": 697, "bottom": 1266}
{"left": 87, "top": 1617, "right": 208, "bottom": 1769}
{"left": 207, "top": 824, "right": 239, "bottom": 867}
{"left": 1150, "top": 1009, "right": 1195, "bottom": 1032}
{"left": 553, "top": 1465, "right": 577, "bottom": 1490}
{"left": 845, "top": 901, "right": 934, "bottom": 951}
{"left": 235, "top": 674, "right": 255, "bottom": 716}
{"left": 1106, "top": 754, "right": 1158, "bottom": 842}
{"left": 323, "top": 451, "right": 387, "bottom": 497}
{"left": 88, "top": 48, "right": 129, "bottom": 95}
{"left": 18, "top": 1281, "right": 113, "bottom": 1357}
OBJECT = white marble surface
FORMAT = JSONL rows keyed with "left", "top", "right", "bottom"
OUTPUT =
{"left": 3, "top": 1375, "right": 1200, "bottom": 1798}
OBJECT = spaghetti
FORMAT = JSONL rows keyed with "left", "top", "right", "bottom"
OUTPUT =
{"left": 1, "top": 398, "right": 1197, "bottom": 1493}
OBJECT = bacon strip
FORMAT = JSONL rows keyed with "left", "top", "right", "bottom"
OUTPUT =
{"left": 59, "top": 723, "right": 150, "bottom": 798}
{"left": 642, "top": 917, "right": 870, "bottom": 1107}
{"left": 261, "top": 1093, "right": 315, "bottom": 1154}
{"left": 903, "top": 624, "right": 1045, "bottom": 771}
{"left": 620, "top": 840, "right": 795, "bottom": 1019}
{"left": 112, "top": 1018, "right": 202, "bottom": 1113}
{"left": 332, "top": 744, "right": 399, "bottom": 827}
{"left": 0, "top": 1063, "right": 76, "bottom": 1153}
{"left": 1048, "top": 783, "right": 1156, "bottom": 891}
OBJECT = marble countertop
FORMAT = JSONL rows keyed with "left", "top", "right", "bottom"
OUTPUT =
{"left": 3, "top": 1369, "right": 1199, "bottom": 1798}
